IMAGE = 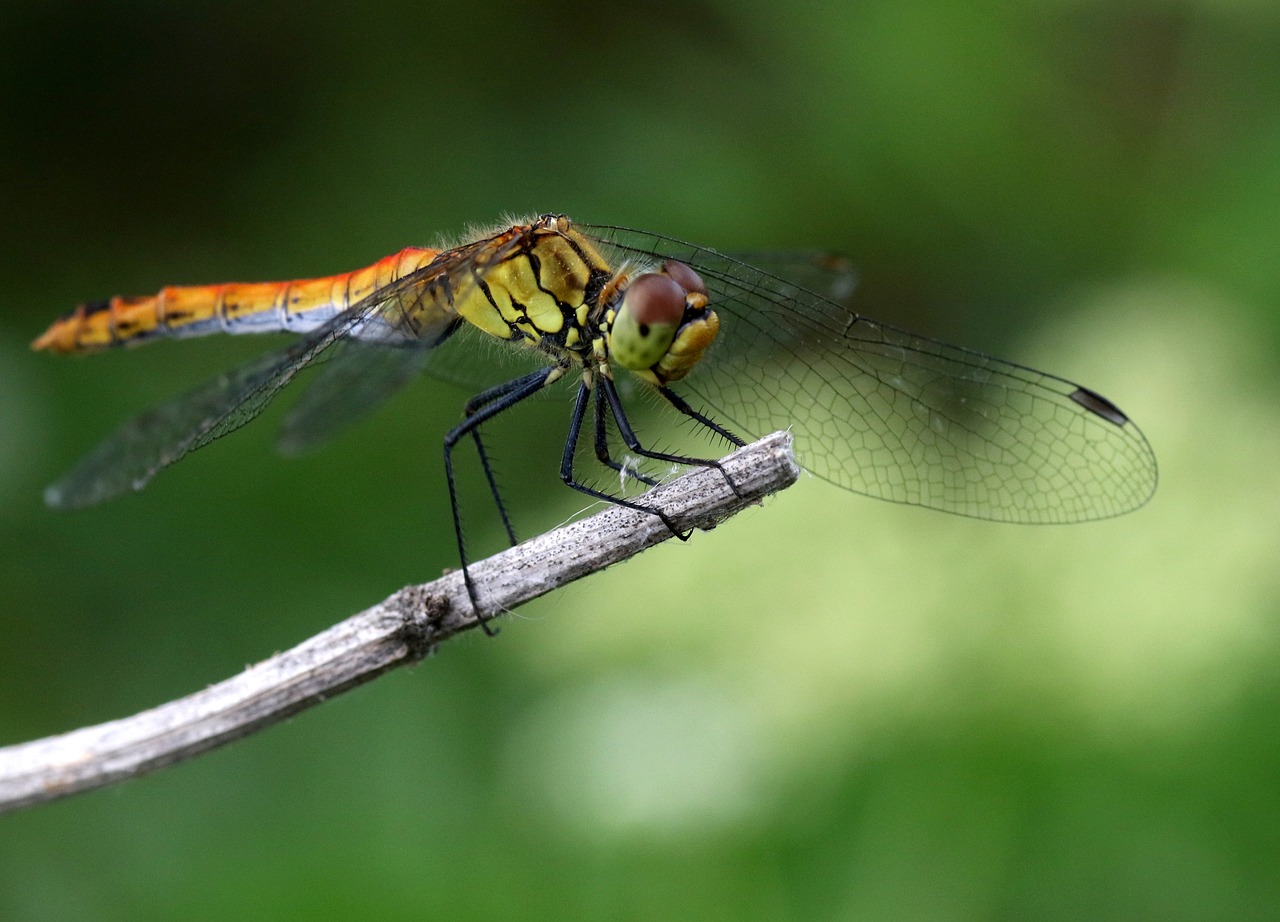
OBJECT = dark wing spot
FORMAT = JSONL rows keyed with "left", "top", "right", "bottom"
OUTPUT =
{"left": 1070, "top": 387, "right": 1130, "bottom": 426}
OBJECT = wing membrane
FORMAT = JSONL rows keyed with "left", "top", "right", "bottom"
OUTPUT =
{"left": 44, "top": 251, "right": 484, "bottom": 508}
{"left": 582, "top": 224, "right": 1157, "bottom": 524}
{"left": 44, "top": 311, "right": 359, "bottom": 508}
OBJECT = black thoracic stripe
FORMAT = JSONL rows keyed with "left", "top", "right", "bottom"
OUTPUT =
{"left": 532, "top": 238, "right": 615, "bottom": 350}
{"left": 506, "top": 297, "right": 535, "bottom": 341}
{"left": 476, "top": 275, "right": 500, "bottom": 314}
{"left": 559, "top": 229, "right": 602, "bottom": 276}
{"left": 474, "top": 247, "right": 556, "bottom": 344}
{"left": 527, "top": 252, "right": 571, "bottom": 313}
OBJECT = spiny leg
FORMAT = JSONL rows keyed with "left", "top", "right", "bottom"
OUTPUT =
{"left": 464, "top": 410, "right": 518, "bottom": 547}
{"left": 656, "top": 385, "right": 746, "bottom": 449}
{"left": 559, "top": 381, "right": 689, "bottom": 539}
{"left": 600, "top": 377, "right": 745, "bottom": 499}
{"left": 445, "top": 367, "right": 558, "bottom": 632}
{"left": 458, "top": 376, "right": 540, "bottom": 550}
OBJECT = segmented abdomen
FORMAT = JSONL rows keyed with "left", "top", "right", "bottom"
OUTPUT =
{"left": 32, "top": 246, "right": 440, "bottom": 354}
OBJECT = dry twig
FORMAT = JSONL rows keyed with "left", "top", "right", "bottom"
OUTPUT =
{"left": 0, "top": 432, "right": 798, "bottom": 814}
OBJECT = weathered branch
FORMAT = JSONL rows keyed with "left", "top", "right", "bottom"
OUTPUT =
{"left": 0, "top": 432, "right": 798, "bottom": 814}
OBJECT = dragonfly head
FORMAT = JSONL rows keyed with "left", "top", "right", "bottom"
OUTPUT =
{"left": 608, "top": 260, "right": 719, "bottom": 385}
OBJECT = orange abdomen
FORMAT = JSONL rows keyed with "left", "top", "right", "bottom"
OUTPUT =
{"left": 32, "top": 246, "right": 440, "bottom": 354}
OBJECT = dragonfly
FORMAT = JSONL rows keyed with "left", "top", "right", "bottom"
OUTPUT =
{"left": 34, "top": 214, "right": 1158, "bottom": 627}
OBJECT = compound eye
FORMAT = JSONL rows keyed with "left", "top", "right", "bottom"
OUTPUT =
{"left": 662, "top": 259, "right": 707, "bottom": 295}
{"left": 625, "top": 273, "right": 685, "bottom": 327}
{"left": 610, "top": 273, "right": 685, "bottom": 371}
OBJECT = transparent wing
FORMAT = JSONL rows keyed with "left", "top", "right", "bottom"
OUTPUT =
{"left": 44, "top": 250, "right": 488, "bottom": 508}
{"left": 274, "top": 312, "right": 556, "bottom": 458}
{"left": 44, "top": 312, "right": 359, "bottom": 508}
{"left": 276, "top": 327, "right": 452, "bottom": 457}
{"left": 408, "top": 321, "right": 554, "bottom": 395}
{"left": 582, "top": 224, "right": 1158, "bottom": 524}
{"left": 723, "top": 250, "right": 859, "bottom": 306}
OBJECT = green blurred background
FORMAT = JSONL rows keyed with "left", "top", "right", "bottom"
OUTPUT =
{"left": 2, "top": 0, "right": 1278, "bottom": 919}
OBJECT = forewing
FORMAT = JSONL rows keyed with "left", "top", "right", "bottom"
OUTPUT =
{"left": 273, "top": 262, "right": 459, "bottom": 457}
{"left": 45, "top": 227, "right": 549, "bottom": 507}
{"left": 723, "top": 250, "right": 859, "bottom": 306}
{"left": 275, "top": 338, "right": 441, "bottom": 457}
{"left": 582, "top": 224, "right": 1158, "bottom": 523}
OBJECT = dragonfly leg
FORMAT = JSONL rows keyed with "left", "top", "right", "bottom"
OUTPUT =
{"left": 600, "top": 378, "right": 745, "bottom": 500}
{"left": 462, "top": 407, "right": 518, "bottom": 547}
{"left": 656, "top": 385, "right": 746, "bottom": 449}
{"left": 445, "top": 367, "right": 558, "bottom": 632}
{"left": 591, "top": 385, "right": 660, "bottom": 489}
{"left": 560, "top": 382, "right": 688, "bottom": 540}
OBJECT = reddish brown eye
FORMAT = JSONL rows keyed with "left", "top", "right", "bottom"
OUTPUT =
{"left": 623, "top": 273, "right": 686, "bottom": 328}
{"left": 662, "top": 259, "right": 707, "bottom": 295}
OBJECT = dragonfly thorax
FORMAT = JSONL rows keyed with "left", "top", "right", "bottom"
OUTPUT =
{"left": 452, "top": 216, "right": 721, "bottom": 390}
